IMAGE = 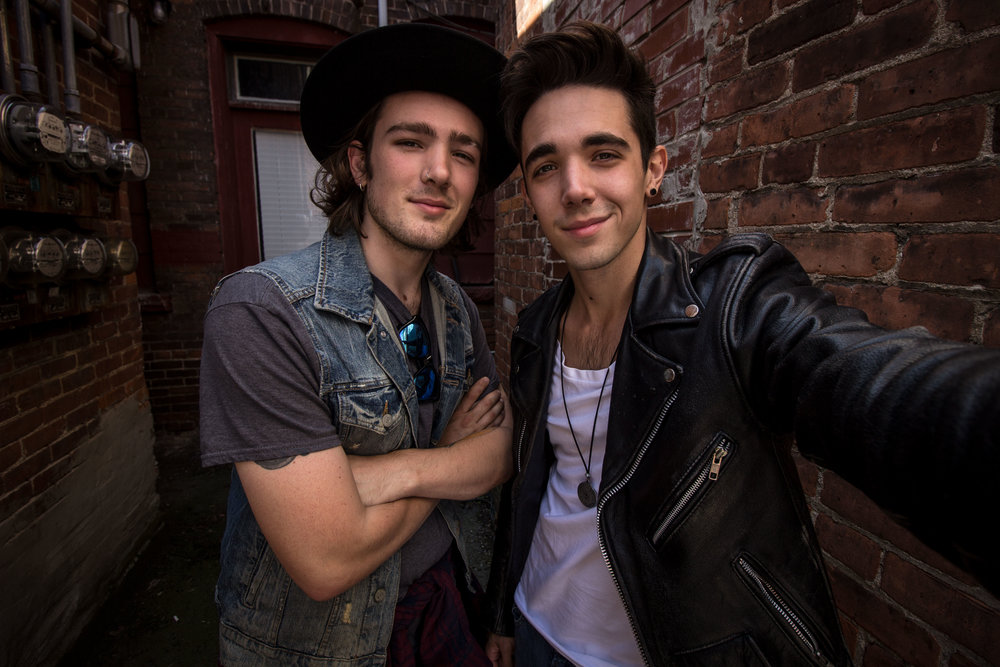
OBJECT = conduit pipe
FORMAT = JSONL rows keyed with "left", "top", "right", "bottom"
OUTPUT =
{"left": 30, "top": 0, "right": 129, "bottom": 69}
{"left": 13, "top": 0, "right": 40, "bottom": 98}
{"left": 1, "top": 0, "right": 17, "bottom": 92}
{"left": 60, "top": 0, "right": 79, "bottom": 115}
{"left": 41, "top": 12, "right": 60, "bottom": 106}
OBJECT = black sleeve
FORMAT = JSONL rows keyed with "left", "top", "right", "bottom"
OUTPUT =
{"left": 729, "top": 240, "right": 1000, "bottom": 594}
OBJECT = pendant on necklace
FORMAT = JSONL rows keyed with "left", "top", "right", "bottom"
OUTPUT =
{"left": 577, "top": 480, "right": 597, "bottom": 508}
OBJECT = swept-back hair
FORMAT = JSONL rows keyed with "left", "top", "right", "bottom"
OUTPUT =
{"left": 501, "top": 21, "right": 656, "bottom": 165}
{"left": 310, "top": 99, "right": 485, "bottom": 253}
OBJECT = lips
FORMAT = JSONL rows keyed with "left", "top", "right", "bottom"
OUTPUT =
{"left": 562, "top": 214, "right": 609, "bottom": 236}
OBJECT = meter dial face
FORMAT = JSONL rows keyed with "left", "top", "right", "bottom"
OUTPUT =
{"left": 37, "top": 110, "right": 69, "bottom": 155}
{"left": 33, "top": 237, "right": 66, "bottom": 278}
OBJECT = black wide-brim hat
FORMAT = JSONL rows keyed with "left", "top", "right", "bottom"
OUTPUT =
{"left": 300, "top": 23, "right": 517, "bottom": 189}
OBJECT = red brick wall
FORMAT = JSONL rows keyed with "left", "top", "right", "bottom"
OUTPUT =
{"left": 494, "top": 0, "right": 1000, "bottom": 664}
{"left": 0, "top": 2, "right": 159, "bottom": 664}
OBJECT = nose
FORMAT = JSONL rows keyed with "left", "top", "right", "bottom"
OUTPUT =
{"left": 421, "top": 145, "right": 451, "bottom": 187}
{"left": 561, "top": 158, "right": 595, "bottom": 207}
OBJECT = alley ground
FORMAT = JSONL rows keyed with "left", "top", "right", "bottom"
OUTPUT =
{"left": 59, "top": 433, "right": 229, "bottom": 666}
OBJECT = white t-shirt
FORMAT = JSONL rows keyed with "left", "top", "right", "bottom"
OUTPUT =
{"left": 514, "top": 341, "right": 643, "bottom": 666}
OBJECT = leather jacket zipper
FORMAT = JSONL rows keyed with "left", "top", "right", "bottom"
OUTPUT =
{"left": 652, "top": 436, "right": 732, "bottom": 544}
{"left": 737, "top": 557, "right": 830, "bottom": 665}
{"left": 596, "top": 387, "right": 680, "bottom": 667}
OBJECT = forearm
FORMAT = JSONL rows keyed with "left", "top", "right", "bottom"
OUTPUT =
{"left": 350, "top": 424, "right": 513, "bottom": 504}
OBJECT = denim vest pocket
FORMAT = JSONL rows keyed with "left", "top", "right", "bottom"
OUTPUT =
{"left": 334, "top": 384, "right": 410, "bottom": 455}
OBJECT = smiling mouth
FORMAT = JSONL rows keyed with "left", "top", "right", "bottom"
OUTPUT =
{"left": 563, "top": 215, "right": 608, "bottom": 235}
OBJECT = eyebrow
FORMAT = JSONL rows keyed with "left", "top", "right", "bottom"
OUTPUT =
{"left": 523, "top": 132, "right": 632, "bottom": 169}
{"left": 385, "top": 122, "right": 482, "bottom": 151}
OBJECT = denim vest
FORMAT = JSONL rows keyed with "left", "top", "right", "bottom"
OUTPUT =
{"left": 214, "top": 231, "right": 484, "bottom": 665}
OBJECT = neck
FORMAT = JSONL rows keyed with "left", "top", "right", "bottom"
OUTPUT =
{"left": 359, "top": 225, "right": 432, "bottom": 314}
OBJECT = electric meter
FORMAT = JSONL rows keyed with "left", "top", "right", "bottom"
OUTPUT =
{"left": 104, "top": 238, "right": 139, "bottom": 276}
{"left": 0, "top": 94, "right": 70, "bottom": 165}
{"left": 0, "top": 236, "right": 8, "bottom": 284}
{"left": 65, "top": 121, "right": 110, "bottom": 172}
{"left": 104, "top": 139, "right": 150, "bottom": 182}
{"left": 1, "top": 227, "right": 68, "bottom": 284}
{"left": 53, "top": 229, "right": 108, "bottom": 279}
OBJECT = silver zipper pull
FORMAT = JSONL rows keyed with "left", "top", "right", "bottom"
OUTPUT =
{"left": 709, "top": 445, "right": 728, "bottom": 480}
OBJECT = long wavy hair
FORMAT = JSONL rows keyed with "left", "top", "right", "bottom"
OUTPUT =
{"left": 309, "top": 98, "right": 486, "bottom": 253}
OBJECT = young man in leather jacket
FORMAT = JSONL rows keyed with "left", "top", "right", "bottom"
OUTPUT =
{"left": 485, "top": 21, "right": 1000, "bottom": 667}
{"left": 200, "top": 24, "right": 518, "bottom": 665}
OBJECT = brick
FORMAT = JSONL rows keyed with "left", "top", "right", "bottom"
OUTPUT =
{"left": 739, "top": 188, "right": 827, "bottom": 227}
{"left": 700, "top": 153, "right": 758, "bottom": 192}
{"left": 640, "top": 7, "right": 687, "bottom": 62}
{"left": 822, "top": 284, "right": 975, "bottom": 343}
{"left": 676, "top": 98, "right": 702, "bottom": 136}
{"left": 899, "top": 234, "right": 1000, "bottom": 289}
{"left": 862, "top": 643, "right": 908, "bottom": 667}
{"left": 881, "top": 553, "right": 1000, "bottom": 664}
{"left": 833, "top": 167, "right": 1000, "bottom": 223}
{"left": 703, "top": 123, "right": 739, "bottom": 159}
{"left": 648, "top": 201, "right": 694, "bottom": 232}
{"left": 705, "top": 62, "right": 789, "bottom": 121}
{"left": 819, "top": 471, "right": 977, "bottom": 585}
{"left": 743, "top": 86, "right": 854, "bottom": 147}
{"left": 827, "top": 568, "right": 941, "bottom": 666}
{"left": 652, "top": 35, "right": 705, "bottom": 83}
{"left": 863, "top": 0, "right": 905, "bottom": 13}
{"left": 717, "top": 0, "right": 771, "bottom": 43}
{"left": 779, "top": 231, "right": 896, "bottom": 277}
{"left": 762, "top": 142, "right": 815, "bottom": 184}
{"left": 651, "top": 0, "right": 688, "bottom": 26}
{"left": 946, "top": 0, "right": 1000, "bottom": 32}
{"left": 793, "top": 0, "right": 936, "bottom": 91}
{"left": 985, "top": 308, "right": 1000, "bottom": 349}
{"left": 150, "top": 228, "right": 223, "bottom": 265}
{"left": 657, "top": 65, "right": 701, "bottom": 112}
{"left": 815, "top": 513, "right": 883, "bottom": 581}
{"left": 792, "top": 450, "right": 819, "bottom": 497}
{"left": 818, "top": 107, "right": 986, "bottom": 177}
{"left": 858, "top": 36, "right": 1000, "bottom": 120}
{"left": 704, "top": 197, "right": 730, "bottom": 229}
{"left": 709, "top": 39, "right": 744, "bottom": 85}
{"left": 748, "top": 0, "right": 854, "bottom": 65}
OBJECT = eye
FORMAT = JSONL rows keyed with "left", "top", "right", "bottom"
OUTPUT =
{"left": 396, "top": 139, "right": 422, "bottom": 149}
{"left": 530, "top": 163, "right": 555, "bottom": 179}
{"left": 593, "top": 151, "right": 618, "bottom": 162}
{"left": 453, "top": 150, "right": 478, "bottom": 165}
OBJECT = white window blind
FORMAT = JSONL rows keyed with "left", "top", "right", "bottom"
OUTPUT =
{"left": 253, "top": 129, "right": 327, "bottom": 260}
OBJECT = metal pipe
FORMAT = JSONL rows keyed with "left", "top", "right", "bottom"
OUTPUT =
{"left": 60, "top": 0, "right": 79, "bottom": 115}
{"left": 1, "top": 0, "right": 17, "bottom": 92}
{"left": 378, "top": 0, "right": 387, "bottom": 26}
{"left": 29, "top": 0, "right": 129, "bottom": 68}
{"left": 40, "top": 10, "right": 60, "bottom": 106}
{"left": 13, "top": 0, "right": 40, "bottom": 98}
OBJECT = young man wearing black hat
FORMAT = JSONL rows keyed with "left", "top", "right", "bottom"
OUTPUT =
{"left": 484, "top": 22, "right": 1000, "bottom": 667}
{"left": 199, "top": 23, "right": 518, "bottom": 665}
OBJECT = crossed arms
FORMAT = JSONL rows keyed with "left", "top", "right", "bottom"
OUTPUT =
{"left": 237, "top": 377, "right": 513, "bottom": 601}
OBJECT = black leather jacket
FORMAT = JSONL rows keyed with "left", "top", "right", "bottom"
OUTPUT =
{"left": 487, "top": 231, "right": 1000, "bottom": 666}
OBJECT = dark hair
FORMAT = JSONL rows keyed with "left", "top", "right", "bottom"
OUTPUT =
{"left": 501, "top": 21, "right": 656, "bottom": 165}
{"left": 310, "top": 98, "right": 485, "bottom": 253}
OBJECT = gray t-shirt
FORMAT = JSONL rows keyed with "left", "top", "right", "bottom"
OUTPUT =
{"left": 200, "top": 270, "right": 499, "bottom": 593}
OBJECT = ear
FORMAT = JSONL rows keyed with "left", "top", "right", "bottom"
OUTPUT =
{"left": 347, "top": 141, "right": 367, "bottom": 186}
{"left": 520, "top": 177, "right": 535, "bottom": 217}
{"left": 645, "top": 145, "right": 668, "bottom": 193}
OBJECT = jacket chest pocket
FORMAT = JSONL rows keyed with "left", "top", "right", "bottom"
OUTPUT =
{"left": 647, "top": 432, "right": 736, "bottom": 548}
{"left": 332, "top": 384, "right": 410, "bottom": 455}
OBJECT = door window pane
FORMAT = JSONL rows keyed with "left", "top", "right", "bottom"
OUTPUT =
{"left": 235, "top": 56, "right": 310, "bottom": 104}
{"left": 253, "top": 129, "right": 327, "bottom": 259}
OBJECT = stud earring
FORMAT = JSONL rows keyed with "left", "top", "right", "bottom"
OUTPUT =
{"left": 649, "top": 188, "right": 658, "bottom": 196}
{"left": 531, "top": 212, "right": 537, "bottom": 221}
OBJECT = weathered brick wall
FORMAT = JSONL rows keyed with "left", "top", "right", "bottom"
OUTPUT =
{"left": 494, "top": 0, "right": 1000, "bottom": 664}
{"left": 0, "top": 2, "right": 158, "bottom": 665}
{"left": 135, "top": 0, "right": 502, "bottom": 435}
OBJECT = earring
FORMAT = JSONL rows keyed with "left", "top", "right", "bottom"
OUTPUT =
{"left": 531, "top": 212, "right": 537, "bottom": 221}
{"left": 358, "top": 182, "right": 366, "bottom": 192}
{"left": 649, "top": 188, "right": 658, "bottom": 196}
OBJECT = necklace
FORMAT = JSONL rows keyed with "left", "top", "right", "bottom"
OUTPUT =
{"left": 559, "top": 310, "right": 615, "bottom": 508}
